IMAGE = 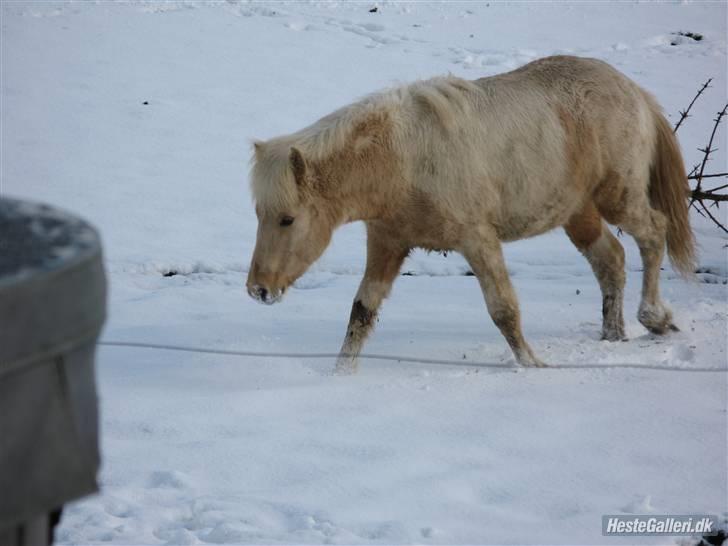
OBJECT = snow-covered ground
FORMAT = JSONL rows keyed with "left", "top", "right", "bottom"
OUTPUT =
{"left": 2, "top": 1, "right": 727, "bottom": 544}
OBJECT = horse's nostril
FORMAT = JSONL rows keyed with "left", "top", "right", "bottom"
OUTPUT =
{"left": 259, "top": 288, "right": 268, "bottom": 301}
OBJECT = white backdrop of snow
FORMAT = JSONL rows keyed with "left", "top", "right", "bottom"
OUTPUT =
{"left": 1, "top": 1, "right": 726, "bottom": 544}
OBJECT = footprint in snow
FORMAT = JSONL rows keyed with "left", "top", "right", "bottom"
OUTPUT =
{"left": 153, "top": 526, "right": 196, "bottom": 545}
{"left": 620, "top": 494, "right": 655, "bottom": 514}
{"left": 670, "top": 343, "right": 696, "bottom": 363}
{"left": 359, "top": 22, "right": 385, "bottom": 32}
{"left": 104, "top": 497, "right": 133, "bottom": 518}
{"left": 147, "top": 470, "right": 191, "bottom": 489}
{"left": 286, "top": 21, "right": 320, "bottom": 32}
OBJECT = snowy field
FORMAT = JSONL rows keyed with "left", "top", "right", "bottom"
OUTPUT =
{"left": 2, "top": 1, "right": 727, "bottom": 544}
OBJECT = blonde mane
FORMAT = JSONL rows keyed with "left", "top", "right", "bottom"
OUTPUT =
{"left": 249, "top": 75, "right": 481, "bottom": 212}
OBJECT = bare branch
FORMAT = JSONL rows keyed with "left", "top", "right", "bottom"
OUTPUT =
{"left": 698, "top": 199, "right": 728, "bottom": 234}
{"left": 676, "top": 100, "right": 728, "bottom": 233}
{"left": 673, "top": 78, "right": 712, "bottom": 133}
{"left": 687, "top": 172, "right": 727, "bottom": 180}
{"left": 694, "top": 104, "right": 727, "bottom": 187}
{"left": 673, "top": 82, "right": 727, "bottom": 233}
{"left": 692, "top": 190, "right": 728, "bottom": 202}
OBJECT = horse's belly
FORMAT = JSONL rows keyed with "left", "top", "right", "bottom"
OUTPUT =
{"left": 495, "top": 193, "right": 577, "bottom": 241}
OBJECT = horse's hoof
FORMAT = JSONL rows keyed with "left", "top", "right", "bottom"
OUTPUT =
{"left": 644, "top": 319, "right": 679, "bottom": 336}
{"left": 601, "top": 329, "right": 626, "bottom": 342}
{"left": 519, "top": 356, "right": 547, "bottom": 368}
{"left": 334, "top": 359, "right": 358, "bottom": 375}
{"left": 638, "top": 305, "right": 676, "bottom": 336}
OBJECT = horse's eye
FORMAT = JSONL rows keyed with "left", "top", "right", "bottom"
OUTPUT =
{"left": 280, "top": 216, "right": 295, "bottom": 227}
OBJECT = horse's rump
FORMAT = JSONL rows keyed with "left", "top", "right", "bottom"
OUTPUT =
{"left": 399, "top": 56, "right": 659, "bottom": 241}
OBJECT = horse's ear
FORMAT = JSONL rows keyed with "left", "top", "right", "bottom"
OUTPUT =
{"left": 289, "top": 147, "right": 307, "bottom": 186}
{"left": 252, "top": 140, "right": 264, "bottom": 154}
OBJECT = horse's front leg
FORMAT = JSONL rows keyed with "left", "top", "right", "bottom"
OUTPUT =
{"left": 335, "top": 226, "right": 408, "bottom": 374}
{"left": 462, "top": 231, "right": 546, "bottom": 367}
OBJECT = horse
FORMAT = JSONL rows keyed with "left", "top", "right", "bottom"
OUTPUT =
{"left": 246, "top": 55, "right": 694, "bottom": 373}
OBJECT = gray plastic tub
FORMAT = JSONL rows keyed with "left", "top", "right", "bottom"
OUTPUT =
{"left": 0, "top": 198, "right": 106, "bottom": 544}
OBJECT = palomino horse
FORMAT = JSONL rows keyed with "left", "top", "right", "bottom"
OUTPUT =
{"left": 247, "top": 55, "right": 694, "bottom": 372}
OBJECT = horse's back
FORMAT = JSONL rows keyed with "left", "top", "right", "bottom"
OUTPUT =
{"left": 460, "top": 56, "right": 657, "bottom": 240}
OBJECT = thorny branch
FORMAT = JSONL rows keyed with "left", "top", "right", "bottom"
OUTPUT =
{"left": 673, "top": 78, "right": 712, "bottom": 133}
{"left": 674, "top": 83, "right": 728, "bottom": 234}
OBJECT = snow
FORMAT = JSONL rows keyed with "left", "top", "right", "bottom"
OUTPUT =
{"left": 1, "top": 1, "right": 726, "bottom": 544}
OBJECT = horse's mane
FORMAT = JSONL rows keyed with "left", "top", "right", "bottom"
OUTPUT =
{"left": 250, "top": 75, "right": 481, "bottom": 212}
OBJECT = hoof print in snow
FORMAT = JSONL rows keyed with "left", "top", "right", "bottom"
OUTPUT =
{"left": 420, "top": 527, "right": 436, "bottom": 539}
{"left": 696, "top": 267, "right": 728, "bottom": 285}
{"left": 147, "top": 470, "right": 189, "bottom": 489}
{"left": 671, "top": 31, "right": 704, "bottom": 46}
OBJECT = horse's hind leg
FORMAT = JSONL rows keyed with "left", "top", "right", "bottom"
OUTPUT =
{"left": 564, "top": 201, "right": 626, "bottom": 341}
{"left": 619, "top": 206, "right": 678, "bottom": 334}
{"left": 462, "top": 232, "right": 545, "bottom": 367}
{"left": 597, "top": 172, "right": 677, "bottom": 334}
{"left": 335, "top": 224, "right": 408, "bottom": 374}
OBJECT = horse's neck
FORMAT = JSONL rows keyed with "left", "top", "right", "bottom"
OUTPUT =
{"left": 314, "top": 143, "right": 399, "bottom": 225}
{"left": 326, "top": 183, "right": 386, "bottom": 225}
{"left": 337, "top": 166, "right": 401, "bottom": 225}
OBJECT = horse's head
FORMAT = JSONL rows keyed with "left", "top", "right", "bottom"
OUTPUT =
{"left": 247, "top": 144, "right": 336, "bottom": 304}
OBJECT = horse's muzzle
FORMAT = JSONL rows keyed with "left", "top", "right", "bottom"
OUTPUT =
{"left": 247, "top": 283, "right": 285, "bottom": 305}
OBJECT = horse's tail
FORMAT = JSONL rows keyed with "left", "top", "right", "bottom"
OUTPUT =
{"left": 648, "top": 110, "right": 696, "bottom": 278}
